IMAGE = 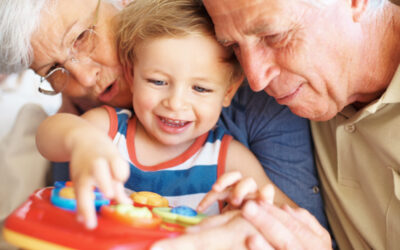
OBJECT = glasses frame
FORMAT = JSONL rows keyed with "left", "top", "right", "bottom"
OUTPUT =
{"left": 38, "top": 0, "right": 101, "bottom": 96}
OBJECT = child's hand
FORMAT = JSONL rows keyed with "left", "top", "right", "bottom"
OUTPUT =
{"left": 68, "top": 128, "right": 131, "bottom": 229}
{"left": 198, "top": 171, "right": 269, "bottom": 212}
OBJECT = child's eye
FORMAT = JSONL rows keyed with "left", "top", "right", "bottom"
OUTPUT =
{"left": 148, "top": 79, "right": 166, "bottom": 86}
{"left": 193, "top": 85, "right": 211, "bottom": 93}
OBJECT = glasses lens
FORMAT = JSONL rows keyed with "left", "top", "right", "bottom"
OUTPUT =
{"left": 72, "top": 28, "right": 97, "bottom": 58}
{"left": 38, "top": 68, "right": 69, "bottom": 95}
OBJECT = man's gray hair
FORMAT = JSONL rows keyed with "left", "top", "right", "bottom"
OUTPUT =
{"left": 0, "top": 0, "right": 48, "bottom": 74}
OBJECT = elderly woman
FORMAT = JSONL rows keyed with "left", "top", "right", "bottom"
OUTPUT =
{"left": 1, "top": 0, "right": 131, "bottom": 113}
{"left": 0, "top": 0, "right": 329, "bottom": 248}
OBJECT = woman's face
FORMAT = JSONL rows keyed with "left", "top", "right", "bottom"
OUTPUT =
{"left": 30, "top": 0, "right": 132, "bottom": 109}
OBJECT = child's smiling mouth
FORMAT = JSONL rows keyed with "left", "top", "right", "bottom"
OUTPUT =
{"left": 159, "top": 117, "right": 190, "bottom": 128}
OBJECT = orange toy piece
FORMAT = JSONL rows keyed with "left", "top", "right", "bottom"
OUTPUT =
{"left": 101, "top": 204, "right": 162, "bottom": 229}
{"left": 131, "top": 191, "right": 169, "bottom": 207}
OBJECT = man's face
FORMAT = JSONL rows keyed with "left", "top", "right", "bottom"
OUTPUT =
{"left": 204, "top": 0, "right": 361, "bottom": 121}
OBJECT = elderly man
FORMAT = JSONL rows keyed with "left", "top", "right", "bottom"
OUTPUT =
{"left": 152, "top": 0, "right": 400, "bottom": 249}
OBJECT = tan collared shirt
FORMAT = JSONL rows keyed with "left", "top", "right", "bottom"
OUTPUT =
{"left": 311, "top": 66, "right": 400, "bottom": 250}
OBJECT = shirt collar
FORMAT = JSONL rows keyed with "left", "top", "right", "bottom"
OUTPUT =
{"left": 339, "top": 64, "right": 400, "bottom": 119}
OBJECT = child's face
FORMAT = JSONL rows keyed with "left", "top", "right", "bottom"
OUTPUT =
{"left": 131, "top": 34, "right": 240, "bottom": 146}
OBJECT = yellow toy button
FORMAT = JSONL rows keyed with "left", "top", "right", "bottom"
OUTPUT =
{"left": 130, "top": 191, "right": 169, "bottom": 207}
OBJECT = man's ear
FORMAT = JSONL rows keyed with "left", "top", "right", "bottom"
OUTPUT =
{"left": 351, "top": 0, "right": 368, "bottom": 22}
{"left": 222, "top": 74, "right": 244, "bottom": 107}
{"left": 123, "top": 61, "right": 134, "bottom": 91}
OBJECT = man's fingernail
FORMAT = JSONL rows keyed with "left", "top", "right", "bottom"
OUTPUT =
{"left": 243, "top": 201, "right": 258, "bottom": 217}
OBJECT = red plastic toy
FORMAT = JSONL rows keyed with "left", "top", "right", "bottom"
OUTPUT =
{"left": 3, "top": 184, "right": 187, "bottom": 250}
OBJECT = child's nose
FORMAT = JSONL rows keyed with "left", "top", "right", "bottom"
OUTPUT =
{"left": 163, "top": 88, "right": 188, "bottom": 111}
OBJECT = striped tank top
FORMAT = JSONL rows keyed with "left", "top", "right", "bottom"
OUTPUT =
{"left": 104, "top": 106, "right": 232, "bottom": 215}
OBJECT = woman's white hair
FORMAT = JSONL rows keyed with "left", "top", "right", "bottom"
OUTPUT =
{"left": 0, "top": 0, "right": 48, "bottom": 74}
{"left": 0, "top": 0, "right": 123, "bottom": 74}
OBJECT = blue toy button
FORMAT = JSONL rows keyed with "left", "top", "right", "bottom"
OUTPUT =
{"left": 170, "top": 206, "right": 197, "bottom": 217}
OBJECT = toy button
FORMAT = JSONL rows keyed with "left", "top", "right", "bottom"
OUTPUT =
{"left": 171, "top": 206, "right": 197, "bottom": 217}
{"left": 100, "top": 204, "right": 162, "bottom": 228}
{"left": 131, "top": 191, "right": 169, "bottom": 207}
{"left": 153, "top": 207, "right": 206, "bottom": 226}
{"left": 51, "top": 182, "right": 109, "bottom": 211}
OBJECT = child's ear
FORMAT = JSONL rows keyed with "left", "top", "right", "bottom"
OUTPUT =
{"left": 222, "top": 74, "right": 244, "bottom": 107}
{"left": 122, "top": 61, "right": 134, "bottom": 91}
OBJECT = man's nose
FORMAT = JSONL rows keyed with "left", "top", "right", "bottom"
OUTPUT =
{"left": 238, "top": 44, "right": 280, "bottom": 92}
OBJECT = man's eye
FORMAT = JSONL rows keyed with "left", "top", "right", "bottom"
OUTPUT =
{"left": 148, "top": 79, "right": 166, "bottom": 86}
{"left": 265, "top": 34, "right": 283, "bottom": 45}
{"left": 193, "top": 85, "right": 211, "bottom": 93}
{"left": 264, "top": 31, "right": 291, "bottom": 48}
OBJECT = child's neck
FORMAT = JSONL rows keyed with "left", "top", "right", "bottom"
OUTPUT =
{"left": 134, "top": 121, "right": 196, "bottom": 166}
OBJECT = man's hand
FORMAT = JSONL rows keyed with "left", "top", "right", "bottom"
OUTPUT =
{"left": 242, "top": 200, "right": 332, "bottom": 250}
{"left": 151, "top": 210, "right": 260, "bottom": 250}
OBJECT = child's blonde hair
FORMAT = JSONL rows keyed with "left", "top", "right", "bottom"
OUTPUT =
{"left": 116, "top": 0, "right": 242, "bottom": 82}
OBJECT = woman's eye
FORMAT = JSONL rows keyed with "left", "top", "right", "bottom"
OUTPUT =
{"left": 73, "top": 29, "right": 94, "bottom": 51}
{"left": 193, "top": 85, "right": 211, "bottom": 93}
{"left": 148, "top": 79, "right": 166, "bottom": 86}
{"left": 46, "top": 63, "right": 61, "bottom": 76}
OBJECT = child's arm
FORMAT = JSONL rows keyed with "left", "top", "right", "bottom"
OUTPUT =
{"left": 36, "top": 107, "right": 130, "bottom": 229}
{"left": 197, "top": 140, "right": 297, "bottom": 212}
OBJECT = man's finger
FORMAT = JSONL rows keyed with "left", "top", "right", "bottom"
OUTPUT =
{"left": 186, "top": 210, "right": 240, "bottom": 233}
{"left": 152, "top": 213, "right": 254, "bottom": 250}
{"left": 282, "top": 205, "right": 332, "bottom": 249}
{"left": 242, "top": 201, "right": 302, "bottom": 250}
{"left": 246, "top": 234, "right": 274, "bottom": 250}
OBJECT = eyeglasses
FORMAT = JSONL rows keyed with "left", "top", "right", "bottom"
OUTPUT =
{"left": 38, "top": 0, "right": 101, "bottom": 96}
